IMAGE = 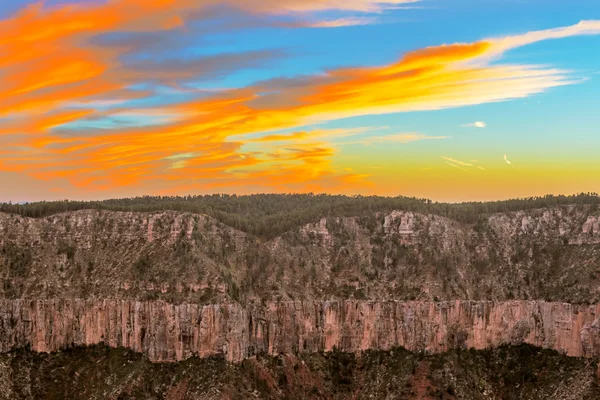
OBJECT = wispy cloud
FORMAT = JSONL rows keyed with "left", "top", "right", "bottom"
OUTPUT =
{"left": 504, "top": 154, "right": 512, "bottom": 165}
{"left": 445, "top": 162, "right": 467, "bottom": 172}
{"left": 461, "top": 121, "right": 486, "bottom": 128}
{"left": 355, "top": 133, "right": 449, "bottom": 145}
{"left": 441, "top": 157, "right": 473, "bottom": 166}
{"left": 308, "top": 17, "right": 379, "bottom": 28}
{"left": 441, "top": 156, "right": 487, "bottom": 172}
{"left": 486, "top": 20, "right": 600, "bottom": 56}
{"left": 243, "top": 126, "right": 388, "bottom": 143}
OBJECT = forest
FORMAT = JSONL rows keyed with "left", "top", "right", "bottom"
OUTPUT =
{"left": 1, "top": 193, "right": 598, "bottom": 239}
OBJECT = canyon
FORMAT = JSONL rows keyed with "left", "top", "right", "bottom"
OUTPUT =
{"left": 1, "top": 201, "right": 600, "bottom": 397}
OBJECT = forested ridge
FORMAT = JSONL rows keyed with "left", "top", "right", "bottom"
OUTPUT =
{"left": 1, "top": 193, "right": 598, "bottom": 239}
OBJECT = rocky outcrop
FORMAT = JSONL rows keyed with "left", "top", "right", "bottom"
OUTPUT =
{"left": 0, "top": 299, "right": 599, "bottom": 363}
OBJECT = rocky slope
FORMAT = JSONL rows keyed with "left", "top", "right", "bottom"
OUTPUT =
{"left": 1, "top": 205, "right": 600, "bottom": 304}
{"left": 0, "top": 344, "right": 598, "bottom": 400}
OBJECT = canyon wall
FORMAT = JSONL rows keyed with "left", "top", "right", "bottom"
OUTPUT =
{"left": 2, "top": 206, "right": 600, "bottom": 366}
{"left": 2, "top": 207, "right": 600, "bottom": 304}
{"left": 0, "top": 299, "right": 599, "bottom": 363}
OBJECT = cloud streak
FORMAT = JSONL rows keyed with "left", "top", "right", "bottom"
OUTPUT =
{"left": 445, "top": 161, "right": 467, "bottom": 172}
{"left": 441, "top": 157, "right": 473, "bottom": 167}
{"left": 441, "top": 156, "right": 488, "bottom": 172}
{"left": 350, "top": 133, "right": 449, "bottom": 145}
{"left": 487, "top": 20, "right": 600, "bottom": 56}
{"left": 308, "top": 17, "right": 380, "bottom": 28}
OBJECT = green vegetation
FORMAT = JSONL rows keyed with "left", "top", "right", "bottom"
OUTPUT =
{"left": 1, "top": 192, "right": 598, "bottom": 239}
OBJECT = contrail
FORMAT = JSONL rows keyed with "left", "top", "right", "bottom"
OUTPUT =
{"left": 504, "top": 154, "right": 511, "bottom": 165}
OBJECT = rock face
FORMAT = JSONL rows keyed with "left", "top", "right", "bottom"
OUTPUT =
{"left": 0, "top": 299, "right": 599, "bottom": 363}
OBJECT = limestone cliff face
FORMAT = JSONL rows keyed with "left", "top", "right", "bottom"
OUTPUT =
{"left": 0, "top": 299, "right": 599, "bottom": 363}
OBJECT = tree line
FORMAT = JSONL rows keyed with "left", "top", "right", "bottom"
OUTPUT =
{"left": 0, "top": 193, "right": 598, "bottom": 239}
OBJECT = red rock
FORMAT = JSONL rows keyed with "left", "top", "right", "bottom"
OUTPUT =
{"left": 0, "top": 299, "right": 598, "bottom": 363}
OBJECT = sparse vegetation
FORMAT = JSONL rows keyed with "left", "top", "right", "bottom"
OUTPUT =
{"left": 1, "top": 243, "right": 32, "bottom": 277}
{"left": 0, "top": 344, "right": 596, "bottom": 399}
{"left": 0, "top": 196, "right": 599, "bottom": 304}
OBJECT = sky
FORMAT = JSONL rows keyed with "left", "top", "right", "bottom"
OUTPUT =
{"left": 0, "top": 0, "right": 599, "bottom": 203}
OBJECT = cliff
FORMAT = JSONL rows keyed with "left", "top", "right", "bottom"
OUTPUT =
{"left": 1, "top": 299, "right": 599, "bottom": 363}
{"left": 1, "top": 205, "right": 600, "bottom": 369}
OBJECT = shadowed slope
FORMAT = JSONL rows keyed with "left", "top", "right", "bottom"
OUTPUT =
{"left": 0, "top": 344, "right": 598, "bottom": 400}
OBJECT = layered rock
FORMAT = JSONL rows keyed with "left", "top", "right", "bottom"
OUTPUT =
{"left": 2, "top": 206, "right": 600, "bottom": 304}
{"left": 0, "top": 299, "right": 599, "bottom": 363}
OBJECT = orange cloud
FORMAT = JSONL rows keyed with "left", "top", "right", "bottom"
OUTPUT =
{"left": 245, "top": 127, "right": 386, "bottom": 143}
{"left": 0, "top": 2, "right": 598, "bottom": 198}
{"left": 250, "top": 131, "right": 310, "bottom": 142}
